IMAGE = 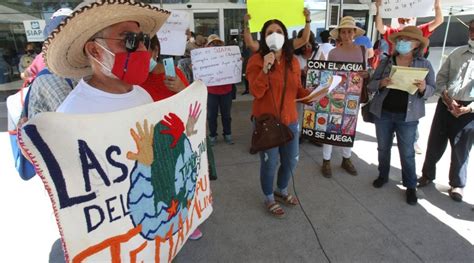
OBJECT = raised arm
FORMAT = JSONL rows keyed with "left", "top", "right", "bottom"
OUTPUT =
{"left": 375, "top": 0, "right": 387, "bottom": 35}
{"left": 243, "top": 14, "right": 260, "bottom": 52}
{"left": 428, "top": 0, "right": 444, "bottom": 32}
{"left": 292, "top": 8, "right": 312, "bottom": 49}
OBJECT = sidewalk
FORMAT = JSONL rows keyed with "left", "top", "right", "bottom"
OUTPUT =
{"left": 0, "top": 47, "right": 473, "bottom": 262}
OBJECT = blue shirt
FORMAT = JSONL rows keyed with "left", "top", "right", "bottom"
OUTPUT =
{"left": 354, "top": 36, "right": 373, "bottom": 49}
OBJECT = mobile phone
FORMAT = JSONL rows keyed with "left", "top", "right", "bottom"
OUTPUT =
{"left": 163, "top": 57, "right": 176, "bottom": 77}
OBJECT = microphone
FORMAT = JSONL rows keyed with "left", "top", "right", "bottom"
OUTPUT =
{"left": 266, "top": 50, "right": 275, "bottom": 72}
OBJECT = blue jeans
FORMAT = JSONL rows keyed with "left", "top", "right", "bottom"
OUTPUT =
{"left": 207, "top": 92, "right": 232, "bottom": 137}
{"left": 258, "top": 122, "right": 300, "bottom": 196}
{"left": 375, "top": 111, "right": 418, "bottom": 189}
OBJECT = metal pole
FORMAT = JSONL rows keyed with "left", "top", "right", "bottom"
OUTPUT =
{"left": 160, "top": 0, "right": 163, "bottom": 8}
{"left": 439, "top": 10, "right": 451, "bottom": 70}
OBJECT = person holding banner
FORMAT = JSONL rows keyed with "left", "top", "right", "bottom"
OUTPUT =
{"left": 320, "top": 16, "right": 369, "bottom": 178}
{"left": 246, "top": 19, "right": 311, "bottom": 218}
{"left": 242, "top": 8, "right": 312, "bottom": 53}
{"left": 367, "top": 26, "right": 435, "bottom": 205}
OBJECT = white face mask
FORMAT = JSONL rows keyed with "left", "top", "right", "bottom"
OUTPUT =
{"left": 265, "top": 32, "right": 285, "bottom": 51}
{"left": 468, "top": 38, "right": 474, "bottom": 49}
{"left": 92, "top": 40, "right": 117, "bottom": 79}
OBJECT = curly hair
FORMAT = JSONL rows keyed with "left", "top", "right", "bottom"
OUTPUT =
{"left": 258, "top": 19, "right": 294, "bottom": 69}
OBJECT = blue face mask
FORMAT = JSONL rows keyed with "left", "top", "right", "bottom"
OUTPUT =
{"left": 395, "top": 40, "right": 413, "bottom": 55}
{"left": 149, "top": 58, "right": 157, "bottom": 72}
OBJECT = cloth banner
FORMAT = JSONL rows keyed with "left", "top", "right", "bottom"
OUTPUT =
{"left": 191, "top": 46, "right": 242, "bottom": 86}
{"left": 157, "top": 10, "right": 190, "bottom": 56}
{"left": 379, "top": 0, "right": 434, "bottom": 18}
{"left": 19, "top": 81, "right": 212, "bottom": 262}
{"left": 247, "top": 0, "right": 305, "bottom": 33}
{"left": 301, "top": 60, "right": 365, "bottom": 147}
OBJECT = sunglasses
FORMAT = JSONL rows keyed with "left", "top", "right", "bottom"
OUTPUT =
{"left": 95, "top": 32, "right": 151, "bottom": 52}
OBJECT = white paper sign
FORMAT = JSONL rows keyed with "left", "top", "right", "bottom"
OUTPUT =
{"left": 23, "top": 20, "right": 46, "bottom": 42}
{"left": 157, "top": 10, "right": 190, "bottom": 56}
{"left": 191, "top": 46, "right": 242, "bottom": 86}
{"left": 379, "top": 0, "right": 434, "bottom": 18}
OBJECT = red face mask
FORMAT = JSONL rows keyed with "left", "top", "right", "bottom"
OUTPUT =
{"left": 111, "top": 51, "right": 150, "bottom": 85}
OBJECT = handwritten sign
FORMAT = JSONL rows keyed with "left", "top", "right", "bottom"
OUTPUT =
{"left": 301, "top": 61, "right": 365, "bottom": 147}
{"left": 191, "top": 46, "right": 242, "bottom": 86}
{"left": 19, "top": 81, "right": 212, "bottom": 262}
{"left": 157, "top": 10, "right": 190, "bottom": 56}
{"left": 23, "top": 20, "right": 46, "bottom": 42}
{"left": 379, "top": 0, "right": 434, "bottom": 18}
{"left": 247, "top": 0, "right": 305, "bottom": 33}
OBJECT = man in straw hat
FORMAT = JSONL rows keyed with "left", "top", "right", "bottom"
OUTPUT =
{"left": 319, "top": 16, "right": 368, "bottom": 178}
{"left": 418, "top": 19, "right": 474, "bottom": 202}
{"left": 44, "top": 0, "right": 170, "bottom": 113}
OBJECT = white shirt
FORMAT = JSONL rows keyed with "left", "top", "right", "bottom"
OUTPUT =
{"left": 315, "top": 43, "right": 335, "bottom": 61}
{"left": 57, "top": 78, "right": 153, "bottom": 114}
{"left": 296, "top": 51, "right": 317, "bottom": 71}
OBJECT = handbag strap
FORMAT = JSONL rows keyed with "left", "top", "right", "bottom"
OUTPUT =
{"left": 279, "top": 65, "right": 288, "bottom": 117}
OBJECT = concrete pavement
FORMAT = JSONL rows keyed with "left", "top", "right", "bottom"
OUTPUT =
{"left": 0, "top": 47, "right": 473, "bottom": 262}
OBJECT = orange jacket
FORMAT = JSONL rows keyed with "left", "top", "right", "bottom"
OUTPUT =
{"left": 246, "top": 53, "right": 310, "bottom": 125}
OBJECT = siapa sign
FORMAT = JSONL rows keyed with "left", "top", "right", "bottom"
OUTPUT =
{"left": 23, "top": 20, "right": 46, "bottom": 42}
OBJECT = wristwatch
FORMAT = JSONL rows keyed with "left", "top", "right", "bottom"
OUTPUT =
{"left": 306, "top": 20, "right": 311, "bottom": 23}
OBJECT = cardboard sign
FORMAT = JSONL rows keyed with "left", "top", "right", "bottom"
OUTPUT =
{"left": 23, "top": 20, "right": 46, "bottom": 42}
{"left": 19, "top": 81, "right": 212, "bottom": 262}
{"left": 247, "top": 0, "right": 305, "bottom": 33}
{"left": 191, "top": 46, "right": 242, "bottom": 86}
{"left": 301, "top": 61, "right": 365, "bottom": 147}
{"left": 157, "top": 10, "right": 191, "bottom": 56}
{"left": 379, "top": 0, "right": 434, "bottom": 18}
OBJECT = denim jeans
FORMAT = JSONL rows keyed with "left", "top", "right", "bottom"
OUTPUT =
{"left": 207, "top": 92, "right": 232, "bottom": 137}
{"left": 375, "top": 110, "right": 418, "bottom": 189}
{"left": 258, "top": 122, "right": 300, "bottom": 196}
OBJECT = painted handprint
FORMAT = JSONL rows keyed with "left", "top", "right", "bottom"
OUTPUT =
{"left": 160, "top": 113, "right": 185, "bottom": 148}
{"left": 186, "top": 101, "right": 201, "bottom": 137}
{"left": 126, "top": 120, "right": 154, "bottom": 166}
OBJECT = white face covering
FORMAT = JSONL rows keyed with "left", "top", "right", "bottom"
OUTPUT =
{"left": 265, "top": 32, "right": 285, "bottom": 51}
{"left": 92, "top": 39, "right": 117, "bottom": 79}
{"left": 468, "top": 38, "right": 474, "bottom": 50}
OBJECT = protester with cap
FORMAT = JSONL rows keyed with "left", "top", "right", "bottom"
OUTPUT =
{"left": 368, "top": 26, "right": 435, "bottom": 205}
{"left": 320, "top": 16, "right": 369, "bottom": 178}
{"left": 418, "top": 19, "right": 474, "bottom": 202}
{"left": 203, "top": 34, "right": 235, "bottom": 145}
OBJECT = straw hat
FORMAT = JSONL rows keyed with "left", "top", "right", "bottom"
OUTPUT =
{"left": 43, "top": 0, "right": 170, "bottom": 78}
{"left": 206, "top": 34, "right": 224, "bottom": 46}
{"left": 388, "top": 26, "right": 429, "bottom": 51}
{"left": 329, "top": 16, "right": 365, "bottom": 40}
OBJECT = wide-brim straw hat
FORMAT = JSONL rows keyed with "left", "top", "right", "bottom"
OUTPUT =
{"left": 388, "top": 26, "right": 429, "bottom": 51}
{"left": 43, "top": 0, "right": 170, "bottom": 79}
{"left": 329, "top": 16, "right": 365, "bottom": 40}
{"left": 206, "top": 34, "right": 224, "bottom": 46}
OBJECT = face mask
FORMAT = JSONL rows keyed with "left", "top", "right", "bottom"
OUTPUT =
{"left": 303, "top": 46, "right": 313, "bottom": 57}
{"left": 27, "top": 50, "right": 35, "bottom": 55}
{"left": 265, "top": 32, "right": 285, "bottom": 51}
{"left": 149, "top": 57, "right": 158, "bottom": 73}
{"left": 94, "top": 41, "right": 150, "bottom": 85}
{"left": 468, "top": 39, "right": 474, "bottom": 49}
{"left": 395, "top": 40, "right": 413, "bottom": 55}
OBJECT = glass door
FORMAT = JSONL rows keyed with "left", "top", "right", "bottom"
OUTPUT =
{"left": 193, "top": 10, "right": 219, "bottom": 37}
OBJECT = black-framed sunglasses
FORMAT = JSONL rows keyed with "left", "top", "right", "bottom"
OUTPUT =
{"left": 95, "top": 32, "right": 151, "bottom": 52}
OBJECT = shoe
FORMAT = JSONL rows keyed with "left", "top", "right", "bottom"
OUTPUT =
{"left": 189, "top": 228, "right": 203, "bottom": 240}
{"left": 209, "top": 136, "right": 217, "bottom": 146}
{"left": 224, "top": 134, "right": 234, "bottom": 145}
{"left": 406, "top": 188, "right": 418, "bottom": 205}
{"left": 414, "top": 143, "right": 422, "bottom": 154}
{"left": 266, "top": 201, "right": 285, "bottom": 218}
{"left": 417, "top": 176, "right": 433, "bottom": 187}
{"left": 372, "top": 177, "right": 388, "bottom": 188}
{"left": 341, "top": 157, "right": 358, "bottom": 176}
{"left": 448, "top": 187, "right": 463, "bottom": 202}
{"left": 321, "top": 160, "right": 332, "bottom": 178}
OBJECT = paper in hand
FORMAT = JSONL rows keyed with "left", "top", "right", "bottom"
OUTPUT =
{"left": 388, "top": 66, "right": 428, "bottom": 95}
{"left": 296, "top": 75, "right": 342, "bottom": 102}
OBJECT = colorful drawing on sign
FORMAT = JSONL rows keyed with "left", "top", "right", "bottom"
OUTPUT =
{"left": 303, "top": 111, "right": 315, "bottom": 129}
{"left": 18, "top": 81, "right": 212, "bottom": 262}
{"left": 301, "top": 61, "right": 364, "bottom": 147}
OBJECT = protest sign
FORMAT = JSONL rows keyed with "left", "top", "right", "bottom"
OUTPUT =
{"left": 247, "top": 0, "right": 305, "bottom": 33}
{"left": 191, "top": 46, "right": 242, "bottom": 86}
{"left": 23, "top": 20, "right": 46, "bottom": 42}
{"left": 19, "top": 81, "right": 212, "bottom": 263}
{"left": 301, "top": 60, "right": 365, "bottom": 147}
{"left": 157, "top": 10, "right": 190, "bottom": 56}
{"left": 379, "top": 0, "right": 434, "bottom": 18}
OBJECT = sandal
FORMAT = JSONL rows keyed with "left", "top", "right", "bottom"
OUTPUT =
{"left": 266, "top": 202, "right": 285, "bottom": 218}
{"left": 274, "top": 192, "right": 299, "bottom": 206}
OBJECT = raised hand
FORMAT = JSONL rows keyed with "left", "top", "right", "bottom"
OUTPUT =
{"left": 186, "top": 101, "right": 202, "bottom": 137}
{"left": 160, "top": 113, "right": 185, "bottom": 148}
{"left": 127, "top": 120, "right": 154, "bottom": 166}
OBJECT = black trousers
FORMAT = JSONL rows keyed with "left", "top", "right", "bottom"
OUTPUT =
{"left": 422, "top": 98, "right": 474, "bottom": 187}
